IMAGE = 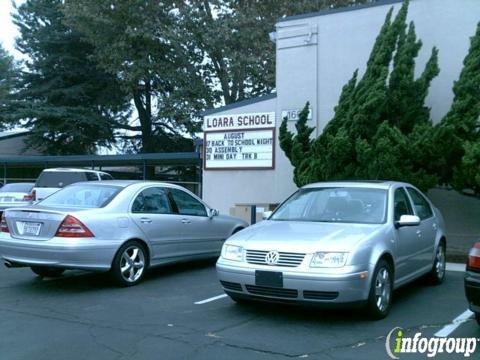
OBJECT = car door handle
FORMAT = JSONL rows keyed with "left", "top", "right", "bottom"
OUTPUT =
{"left": 433, "top": 223, "right": 437, "bottom": 230}
{"left": 181, "top": 218, "right": 191, "bottom": 224}
{"left": 416, "top": 230, "right": 422, "bottom": 237}
{"left": 140, "top": 217, "right": 152, "bottom": 224}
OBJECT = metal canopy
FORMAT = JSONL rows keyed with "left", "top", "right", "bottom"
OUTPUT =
{"left": 0, "top": 152, "right": 201, "bottom": 167}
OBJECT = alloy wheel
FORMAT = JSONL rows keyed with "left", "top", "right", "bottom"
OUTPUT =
{"left": 120, "top": 245, "right": 145, "bottom": 283}
{"left": 435, "top": 245, "right": 446, "bottom": 280}
{"left": 375, "top": 267, "right": 391, "bottom": 312}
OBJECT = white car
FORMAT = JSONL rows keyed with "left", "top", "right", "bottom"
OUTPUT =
{"left": 32, "top": 168, "right": 113, "bottom": 201}
{"left": 0, "top": 181, "right": 247, "bottom": 286}
{"left": 217, "top": 181, "right": 447, "bottom": 319}
{"left": 0, "top": 183, "right": 35, "bottom": 214}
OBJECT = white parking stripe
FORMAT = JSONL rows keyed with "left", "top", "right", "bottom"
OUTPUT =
{"left": 194, "top": 294, "right": 228, "bottom": 305}
{"left": 434, "top": 310, "right": 474, "bottom": 337}
{"left": 446, "top": 263, "right": 466, "bottom": 272}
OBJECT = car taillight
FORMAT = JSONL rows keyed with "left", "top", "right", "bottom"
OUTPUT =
{"left": 23, "top": 194, "right": 34, "bottom": 201}
{"left": 467, "top": 243, "right": 480, "bottom": 271}
{"left": 55, "top": 215, "right": 94, "bottom": 238}
{"left": 0, "top": 213, "right": 9, "bottom": 233}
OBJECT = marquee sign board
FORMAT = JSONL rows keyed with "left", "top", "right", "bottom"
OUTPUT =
{"left": 203, "top": 111, "right": 276, "bottom": 170}
{"left": 204, "top": 129, "right": 275, "bottom": 170}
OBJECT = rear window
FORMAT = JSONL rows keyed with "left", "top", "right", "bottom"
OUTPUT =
{"left": 100, "top": 173, "right": 113, "bottom": 180}
{"left": 85, "top": 172, "right": 99, "bottom": 181}
{"left": 0, "top": 183, "right": 34, "bottom": 193}
{"left": 39, "top": 185, "right": 122, "bottom": 208}
{"left": 35, "top": 172, "right": 86, "bottom": 188}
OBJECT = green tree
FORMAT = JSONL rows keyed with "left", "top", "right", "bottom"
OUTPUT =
{"left": 454, "top": 141, "right": 480, "bottom": 195}
{"left": 64, "top": 0, "right": 208, "bottom": 153}
{"left": 385, "top": 22, "right": 439, "bottom": 134}
{"left": 280, "top": 0, "right": 440, "bottom": 191}
{"left": 64, "top": 1, "right": 374, "bottom": 152}
{"left": 174, "top": 1, "right": 375, "bottom": 106}
{"left": 0, "top": 45, "right": 16, "bottom": 101}
{"left": 279, "top": 102, "right": 315, "bottom": 186}
{"left": 438, "top": 23, "right": 480, "bottom": 189}
{"left": 6, "top": 0, "right": 129, "bottom": 155}
{"left": 0, "top": 44, "right": 17, "bottom": 125}
{"left": 442, "top": 23, "right": 480, "bottom": 142}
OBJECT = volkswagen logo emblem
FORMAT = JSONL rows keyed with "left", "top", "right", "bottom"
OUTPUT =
{"left": 265, "top": 251, "right": 280, "bottom": 265}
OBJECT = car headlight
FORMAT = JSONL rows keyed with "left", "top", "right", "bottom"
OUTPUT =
{"left": 222, "top": 244, "right": 244, "bottom": 262}
{"left": 310, "top": 252, "right": 348, "bottom": 268}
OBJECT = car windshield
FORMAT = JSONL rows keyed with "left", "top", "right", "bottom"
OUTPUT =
{"left": 0, "top": 183, "right": 34, "bottom": 193}
{"left": 270, "top": 187, "right": 388, "bottom": 224}
{"left": 39, "top": 185, "right": 122, "bottom": 208}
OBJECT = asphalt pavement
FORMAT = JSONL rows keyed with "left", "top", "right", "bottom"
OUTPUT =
{"left": 428, "top": 188, "right": 480, "bottom": 263}
{"left": 0, "top": 260, "right": 478, "bottom": 360}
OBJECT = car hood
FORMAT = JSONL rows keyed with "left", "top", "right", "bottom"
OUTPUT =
{"left": 228, "top": 220, "right": 386, "bottom": 253}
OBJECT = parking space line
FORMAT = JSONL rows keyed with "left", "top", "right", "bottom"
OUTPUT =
{"left": 446, "top": 263, "right": 466, "bottom": 272}
{"left": 194, "top": 294, "right": 228, "bottom": 305}
{"left": 434, "top": 309, "right": 474, "bottom": 337}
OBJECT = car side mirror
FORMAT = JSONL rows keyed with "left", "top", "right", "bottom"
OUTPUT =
{"left": 262, "top": 211, "right": 272, "bottom": 220}
{"left": 395, "top": 215, "right": 420, "bottom": 228}
{"left": 209, "top": 209, "right": 219, "bottom": 218}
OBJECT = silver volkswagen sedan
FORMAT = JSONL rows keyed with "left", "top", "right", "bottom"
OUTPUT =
{"left": 216, "top": 181, "right": 446, "bottom": 319}
{"left": 0, "top": 181, "right": 247, "bottom": 286}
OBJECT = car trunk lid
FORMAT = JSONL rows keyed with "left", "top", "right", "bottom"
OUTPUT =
{"left": 5, "top": 208, "right": 70, "bottom": 241}
{"left": 0, "top": 192, "right": 29, "bottom": 203}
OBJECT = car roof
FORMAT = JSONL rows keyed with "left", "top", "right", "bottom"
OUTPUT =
{"left": 302, "top": 180, "right": 410, "bottom": 190}
{"left": 2, "top": 182, "right": 35, "bottom": 186}
{"left": 68, "top": 180, "right": 189, "bottom": 190}
{"left": 41, "top": 168, "right": 108, "bottom": 174}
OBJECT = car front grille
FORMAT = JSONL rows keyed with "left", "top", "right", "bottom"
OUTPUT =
{"left": 303, "top": 290, "right": 339, "bottom": 300}
{"left": 220, "top": 281, "right": 242, "bottom": 292}
{"left": 245, "top": 250, "right": 305, "bottom": 267}
{"left": 245, "top": 285, "right": 298, "bottom": 299}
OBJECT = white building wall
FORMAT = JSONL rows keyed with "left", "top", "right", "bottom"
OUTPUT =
{"left": 276, "top": 0, "right": 480, "bottom": 133}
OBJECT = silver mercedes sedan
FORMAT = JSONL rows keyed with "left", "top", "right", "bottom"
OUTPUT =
{"left": 0, "top": 181, "right": 247, "bottom": 286}
{"left": 216, "top": 181, "right": 446, "bottom": 319}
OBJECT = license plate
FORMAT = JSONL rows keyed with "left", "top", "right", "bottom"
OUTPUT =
{"left": 0, "top": 197, "right": 13, "bottom": 202}
{"left": 255, "top": 271, "right": 283, "bottom": 288}
{"left": 17, "top": 221, "right": 42, "bottom": 236}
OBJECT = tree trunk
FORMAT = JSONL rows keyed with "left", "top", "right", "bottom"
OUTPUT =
{"left": 133, "top": 81, "right": 155, "bottom": 153}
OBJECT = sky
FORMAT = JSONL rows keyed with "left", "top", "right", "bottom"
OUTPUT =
{"left": 0, "top": 0, "right": 24, "bottom": 58}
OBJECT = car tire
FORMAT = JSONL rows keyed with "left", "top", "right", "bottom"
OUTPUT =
{"left": 31, "top": 266, "right": 65, "bottom": 278}
{"left": 426, "top": 242, "right": 446, "bottom": 285}
{"left": 475, "top": 313, "right": 480, "bottom": 326}
{"left": 111, "top": 241, "right": 148, "bottom": 287}
{"left": 366, "top": 260, "right": 393, "bottom": 320}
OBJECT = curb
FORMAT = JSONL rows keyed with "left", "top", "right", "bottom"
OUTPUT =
{"left": 446, "top": 262, "right": 466, "bottom": 272}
